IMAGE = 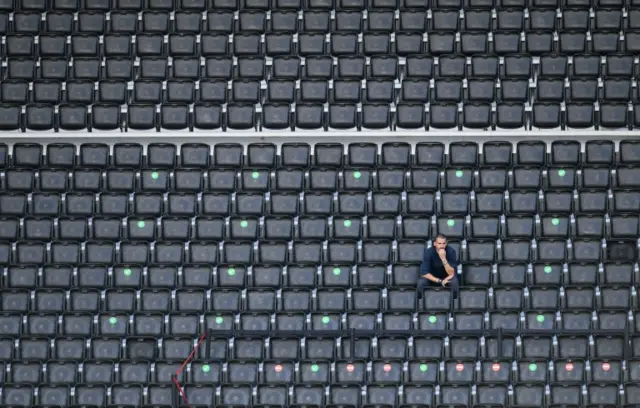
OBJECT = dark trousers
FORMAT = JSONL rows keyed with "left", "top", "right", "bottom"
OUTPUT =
{"left": 417, "top": 276, "right": 459, "bottom": 300}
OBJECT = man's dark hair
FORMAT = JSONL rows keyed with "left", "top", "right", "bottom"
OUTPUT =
{"left": 434, "top": 233, "right": 447, "bottom": 241}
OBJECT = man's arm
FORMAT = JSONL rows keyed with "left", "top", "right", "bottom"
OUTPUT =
{"left": 420, "top": 248, "right": 442, "bottom": 283}
{"left": 442, "top": 248, "right": 458, "bottom": 278}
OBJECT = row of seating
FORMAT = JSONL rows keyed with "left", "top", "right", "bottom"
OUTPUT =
{"left": 0, "top": 215, "right": 638, "bottom": 241}
{"left": 4, "top": 33, "right": 640, "bottom": 56}
{"left": 0, "top": 238, "right": 635, "bottom": 264}
{"left": 5, "top": 190, "right": 635, "bottom": 215}
{"left": 2, "top": 188, "right": 639, "bottom": 213}
{"left": 1, "top": 262, "right": 637, "bottom": 288}
{"left": 5, "top": 9, "right": 640, "bottom": 35}
{"left": 5, "top": 77, "right": 640, "bottom": 105}
{"left": 2, "top": 284, "right": 637, "bottom": 310}
{"left": 6, "top": 358, "right": 640, "bottom": 384}
{"left": 4, "top": 3, "right": 640, "bottom": 28}
{"left": 2, "top": 55, "right": 639, "bottom": 81}
{"left": 1, "top": 333, "right": 638, "bottom": 359}
{"left": 0, "top": 311, "right": 637, "bottom": 336}
{"left": 4, "top": 102, "right": 640, "bottom": 131}
{"left": 4, "top": 167, "right": 640, "bottom": 191}
{"left": 0, "top": 381, "right": 637, "bottom": 407}
{"left": 3, "top": 0, "right": 640, "bottom": 11}
{"left": 3, "top": 141, "right": 638, "bottom": 168}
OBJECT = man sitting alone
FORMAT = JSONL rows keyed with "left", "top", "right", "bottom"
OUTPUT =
{"left": 417, "top": 234, "right": 459, "bottom": 301}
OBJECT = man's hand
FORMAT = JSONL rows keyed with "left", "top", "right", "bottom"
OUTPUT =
{"left": 437, "top": 248, "right": 447, "bottom": 259}
{"left": 422, "top": 274, "right": 430, "bottom": 279}
{"left": 442, "top": 276, "right": 452, "bottom": 286}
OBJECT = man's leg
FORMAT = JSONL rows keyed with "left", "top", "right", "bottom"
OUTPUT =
{"left": 449, "top": 275, "right": 459, "bottom": 299}
{"left": 416, "top": 277, "right": 429, "bottom": 300}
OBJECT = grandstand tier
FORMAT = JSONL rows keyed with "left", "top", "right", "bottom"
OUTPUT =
{"left": 1, "top": 0, "right": 640, "bottom": 131}
{"left": 0, "top": 139, "right": 638, "bottom": 408}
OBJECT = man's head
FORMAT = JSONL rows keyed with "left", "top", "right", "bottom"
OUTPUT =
{"left": 433, "top": 234, "right": 447, "bottom": 251}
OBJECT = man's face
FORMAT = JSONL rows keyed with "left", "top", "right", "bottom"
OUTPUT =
{"left": 434, "top": 237, "right": 447, "bottom": 251}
